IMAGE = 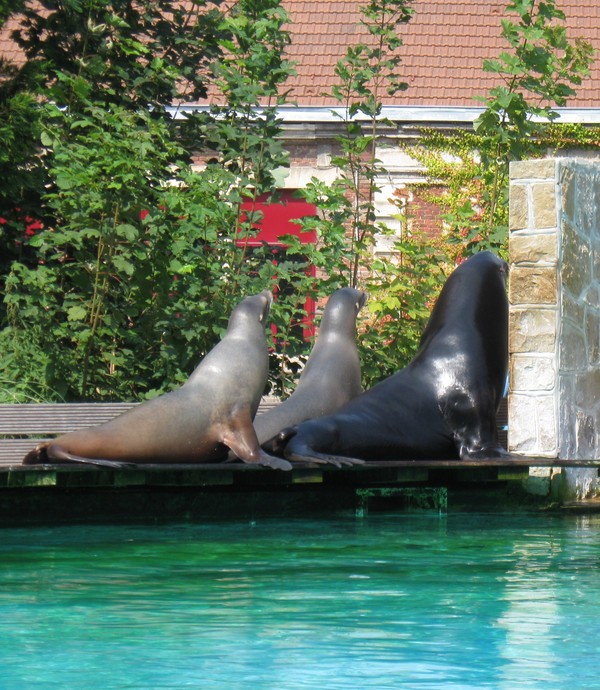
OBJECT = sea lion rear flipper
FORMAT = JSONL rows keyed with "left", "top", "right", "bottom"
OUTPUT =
{"left": 282, "top": 435, "right": 365, "bottom": 468}
{"left": 22, "top": 442, "right": 50, "bottom": 465}
{"left": 285, "top": 448, "right": 365, "bottom": 468}
{"left": 277, "top": 423, "right": 365, "bottom": 468}
{"left": 26, "top": 442, "right": 137, "bottom": 469}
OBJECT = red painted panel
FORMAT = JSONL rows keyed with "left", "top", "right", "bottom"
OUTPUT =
{"left": 239, "top": 191, "right": 318, "bottom": 340}
{"left": 240, "top": 190, "right": 317, "bottom": 246}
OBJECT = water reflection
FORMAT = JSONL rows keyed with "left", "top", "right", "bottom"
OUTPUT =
{"left": 496, "top": 538, "right": 562, "bottom": 687}
{"left": 0, "top": 514, "right": 599, "bottom": 689}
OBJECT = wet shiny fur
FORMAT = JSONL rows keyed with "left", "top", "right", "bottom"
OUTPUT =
{"left": 279, "top": 252, "right": 509, "bottom": 466}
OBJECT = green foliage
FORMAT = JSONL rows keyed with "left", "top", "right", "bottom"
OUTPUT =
{"left": 296, "top": 0, "right": 449, "bottom": 385}
{"left": 13, "top": 0, "right": 225, "bottom": 111}
{"left": 327, "top": 0, "right": 414, "bottom": 286}
{"left": 544, "top": 121, "right": 600, "bottom": 150}
{"left": 476, "top": 0, "right": 594, "bottom": 139}
{"left": 3, "top": 0, "right": 593, "bottom": 403}
{"left": 0, "top": 0, "right": 23, "bottom": 27}
{"left": 1, "top": 1, "right": 230, "bottom": 231}
{"left": 359, "top": 235, "right": 448, "bottom": 383}
{"left": 0, "top": 0, "right": 334, "bottom": 402}
{"left": 3, "top": 106, "right": 209, "bottom": 399}
{"left": 200, "top": 0, "right": 295, "bottom": 196}
{"left": 408, "top": 0, "right": 595, "bottom": 257}
{"left": 0, "top": 92, "right": 46, "bottom": 292}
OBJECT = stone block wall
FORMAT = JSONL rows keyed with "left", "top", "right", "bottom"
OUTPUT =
{"left": 509, "top": 158, "right": 600, "bottom": 499}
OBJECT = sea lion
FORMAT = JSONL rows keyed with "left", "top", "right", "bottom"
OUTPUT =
{"left": 23, "top": 290, "right": 292, "bottom": 470}
{"left": 278, "top": 251, "right": 509, "bottom": 466}
{"left": 252, "top": 287, "right": 367, "bottom": 450}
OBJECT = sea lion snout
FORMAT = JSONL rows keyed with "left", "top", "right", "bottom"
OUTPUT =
{"left": 356, "top": 290, "right": 368, "bottom": 312}
{"left": 258, "top": 289, "right": 273, "bottom": 323}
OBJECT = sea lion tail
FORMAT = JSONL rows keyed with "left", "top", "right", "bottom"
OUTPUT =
{"left": 269, "top": 426, "right": 298, "bottom": 456}
{"left": 22, "top": 442, "right": 49, "bottom": 465}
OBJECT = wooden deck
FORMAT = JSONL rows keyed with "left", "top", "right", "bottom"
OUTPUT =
{"left": 3, "top": 455, "right": 600, "bottom": 485}
{"left": 0, "top": 398, "right": 508, "bottom": 466}
{"left": 1, "top": 401, "right": 598, "bottom": 524}
{"left": 1, "top": 455, "right": 599, "bottom": 524}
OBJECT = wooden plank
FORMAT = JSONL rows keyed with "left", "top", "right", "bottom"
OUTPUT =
{"left": 0, "top": 403, "right": 138, "bottom": 434}
{"left": 0, "top": 456, "right": 597, "bottom": 499}
{"left": 2, "top": 456, "right": 600, "bottom": 475}
{"left": 0, "top": 396, "right": 280, "bottom": 434}
{"left": 0, "top": 397, "right": 281, "bottom": 466}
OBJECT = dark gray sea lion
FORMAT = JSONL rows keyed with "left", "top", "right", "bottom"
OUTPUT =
{"left": 23, "top": 290, "right": 292, "bottom": 470}
{"left": 253, "top": 287, "right": 367, "bottom": 450}
{"left": 278, "top": 252, "right": 509, "bottom": 466}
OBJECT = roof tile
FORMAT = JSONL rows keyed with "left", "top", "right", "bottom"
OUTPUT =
{"left": 1, "top": 0, "right": 599, "bottom": 108}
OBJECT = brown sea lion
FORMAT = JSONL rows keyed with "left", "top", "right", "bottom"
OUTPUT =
{"left": 23, "top": 290, "right": 292, "bottom": 470}
{"left": 277, "top": 252, "right": 510, "bottom": 467}
{"left": 253, "top": 287, "right": 367, "bottom": 451}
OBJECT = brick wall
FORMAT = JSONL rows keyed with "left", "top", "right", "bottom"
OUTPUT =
{"left": 395, "top": 186, "right": 445, "bottom": 239}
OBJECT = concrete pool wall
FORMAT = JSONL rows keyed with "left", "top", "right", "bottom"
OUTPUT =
{"left": 509, "top": 158, "right": 600, "bottom": 501}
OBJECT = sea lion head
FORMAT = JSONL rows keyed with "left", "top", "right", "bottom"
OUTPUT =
{"left": 320, "top": 287, "right": 368, "bottom": 336}
{"left": 227, "top": 289, "right": 273, "bottom": 334}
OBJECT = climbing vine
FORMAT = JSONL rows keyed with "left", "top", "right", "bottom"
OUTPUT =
{"left": 407, "top": 0, "right": 595, "bottom": 257}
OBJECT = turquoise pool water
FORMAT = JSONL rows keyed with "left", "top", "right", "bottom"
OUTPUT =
{"left": 1, "top": 513, "right": 599, "bottom": 689}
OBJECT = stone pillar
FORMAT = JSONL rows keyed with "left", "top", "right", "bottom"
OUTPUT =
{"left": 508, "top": 160, "right": 559, "bottom": 457}
{"left": 508, "top": 158, "right": 600, "bottom": 500}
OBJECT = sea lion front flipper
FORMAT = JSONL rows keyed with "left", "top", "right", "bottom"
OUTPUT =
{"left": 221, "top": 410, "right": 292, "bottom": 471}
{"left": 48, "top": 445, "right": 139, "bottom": 469}
{"left": 460, "top": 444, "right": 513, "bottom": 460}
{"left": 441, "top": 390, "right": 511, "bottom": 461}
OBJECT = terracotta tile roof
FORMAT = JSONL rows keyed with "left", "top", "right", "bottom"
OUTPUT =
{"left": 284, "top": 0, "right": 600, "bottom": 107}
{"left": 0, "top": 15, "right": 24, "bottom": 66}
{"left": 1, "top": 0, "right": 599, "bottom": 109}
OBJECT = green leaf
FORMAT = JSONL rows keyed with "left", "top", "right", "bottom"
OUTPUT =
{"left": 112, "top": 255, "right": 135, "bottom": 276}
{"left": 115, "top": 224, "right": 138, "bottom": 241}
{"left": 67, "top": 305, "right": 88, "bottom": 322}
{"left": 55, "top": 173, "right": 75, "bottom": 190}
{"left": 40, "top": 132, "right": 55, "bottom": 147}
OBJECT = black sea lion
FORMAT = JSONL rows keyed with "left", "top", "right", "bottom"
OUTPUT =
{"left": 278, "top": 251, "right": 509, "bottom": 466}
{"left": 23, "top": 290, "right": 292, "bottom": 470}
{"left": 252, "top": 287, "right": 367, "bottom": 450}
